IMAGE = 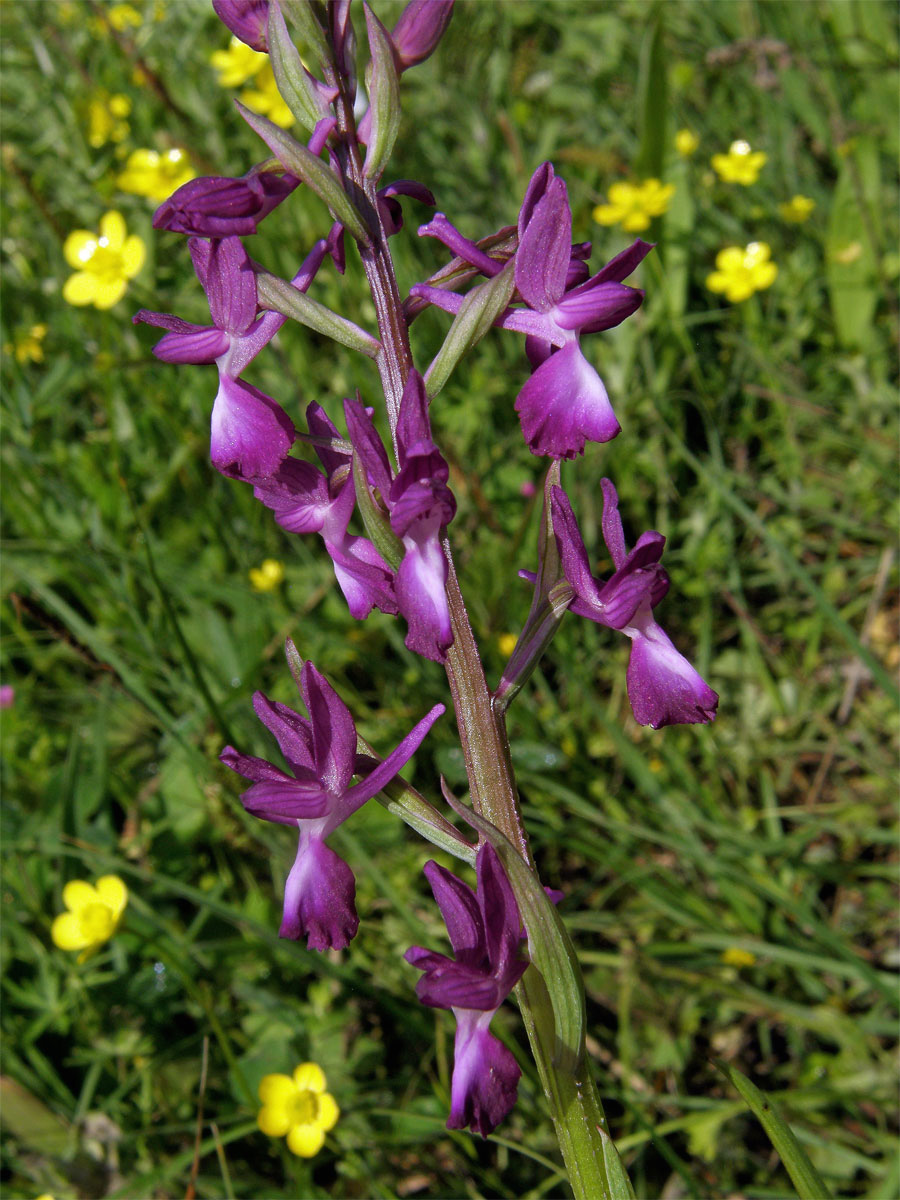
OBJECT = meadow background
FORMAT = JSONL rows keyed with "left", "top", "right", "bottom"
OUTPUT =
{"left": 1, "top": 1, "right": 897, "bottom": 1197}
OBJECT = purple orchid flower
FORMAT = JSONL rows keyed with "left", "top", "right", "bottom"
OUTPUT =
{"left": 411, "top": 163, "right": 652, "bottom": 460}
{"left": 221, "top": 651, "right": 445, "bottom": 950}
{"left": 405, "top": 842, "right": 527, "bottom": 1137}
{"left": 252, "top": 402, "right": 399, "bottom": 619}
{"left": 212, "top": 0, "right": 269, "bottom": 51}
{"left": 345, "top": 371, "right": 456, "bottom": 662}
{"left": 547, "top": 481, "right": 718, "bottom": 729}
{"left": 135, "top": 236, "right": 331, "bottom": 479}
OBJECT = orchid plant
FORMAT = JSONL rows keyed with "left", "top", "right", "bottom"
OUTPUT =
{"left": 135, "top": 2, "right": 717, "bottom": 1193}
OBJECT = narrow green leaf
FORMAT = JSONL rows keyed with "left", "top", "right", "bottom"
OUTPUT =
{"left": 362, "top": 3, "right": 402, "bottom": 181}
{"left": 267, "top": 0, "right": 333, "bottom": 133}
{"left": 635, "top": 9, "right": 667, "bottom": 179}
{"left": 0, "top": 1076, "right": 71, "bottom": 1155}
{"left": 442, "top": 790, "right": 586, "bottom": 1072}
{"left": 715, "top": 1061, "right": 833, "bottom": 1200}
{"left": 351, "top": 449, "right": 403, "bottom": 568}
{"left": 278, "top": 0, "right": 329, "bottom": 65}
{"left": 256, "top": 271, "right": 381, "bottom": 357}
{"left": 425, "top": 259, "right": 515, "bottom": 398}
{"left": 599, "top": 1125, "right": 638, "bottom": 1200}
{"left": 826, "top": 138, "right": 880, "bottom": 350}
{"left": 237, "top": 102, "right": 371, "bottom": 243}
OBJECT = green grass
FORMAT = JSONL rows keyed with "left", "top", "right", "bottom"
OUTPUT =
{"left": 2, "top": 1, "right": 897, "bottom": 1197}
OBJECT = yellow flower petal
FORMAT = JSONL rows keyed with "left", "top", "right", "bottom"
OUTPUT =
{"left": 63, "top": 880, "right": 98, "bottom": 912}
{"left": 120, "top": 235, "right": 146, "bottom": 278}
{"left": 286, "top": 1123, "right": 325, "bottom": 1157}
{"left": 99, "top": 211, "right": 127, "bottom": 250}
{"left": 51, "top": 911, "right": 90, "bottom": 950}
{"left": 95, "top": 875, "right": 128, "bottom": 918}
{"left": 293, "top": 1062, "right": 326, "bottom": 1093}
{"left": 92, "top": 277, "right": 128, "bottom": 309}
{"left": 258, "top": 1104, "right": 293, "bottom": 1137}
{"left": 63, "top": 231, "right": 99, "bottom": 269}
{"left": 258, "top": 1073, "right": 296, "bottom": 1106}
{"left": 316, "top": 1092, "right": 340, "bottom": 1132}
{"left": 621, "top": 211, "right": 651, "bottom": 232}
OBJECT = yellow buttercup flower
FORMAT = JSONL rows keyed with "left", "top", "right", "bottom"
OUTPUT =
{"left": 87, "top": 92, "right": 132, "bottom": 149}
{"left": 257, "top": 1063, "right": 339, "bottom": 1158}
{"left": 706, "top": 242, "right": 777, "bottom": 303}
{"left": 240, "top": 63, "right": 295, "bottom": 128}
{"left": 109, "top": 3, "right": 142, "bottom": 29}
{"left": 63, "top": 212, "right": 146, "bottom": 310}
{"left": 51, "top": 876, "right": 128, "bottom": 962}
{"left": 721, "top": 947, "right": 757, "bottom": 967}
{"left": 778, "top": 194, "right": 815, "bottom": 224}
{"left": 675, "top": 128, "right": 699, "bottom": 157}
{"left": 593, "top": 179, "right": 675, "bottom": 233}
{"left": 497, "top": 632, "right": 518, "bottom": 657}
{"left": 711, "top": 140, "right": 767, "bottom": 185}
{"left": 211, "top": 37, "right": 268, "bottom": 88}
{"left": 4, "top": 323, "right": 48, "bottom": 364}
{"left": 249, "top": 559, "right": 285, "bottom": 592}
{"left": 117, "top": 148, "right": 196, "bottom": 202}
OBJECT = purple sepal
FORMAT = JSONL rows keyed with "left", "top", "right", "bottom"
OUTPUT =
{"left": 210, "top": 375, "right": 295, "bottom": 479}
{"left": 281, "top": 835, "right": 358, "bottom": 950}
{"left": 515, "top": 340, "right": 620, "bottom": 459}
{"left": 212, "top": 0, "right": 269, "bottom": 51}
{"left": 514, "top": 174, "right": 571, "bottom": 313}
{"left": 390, "top": 0, "right": 454, "bottom": 69}
{"left": 447, "top": 1011, "right": 521, "bottom": 1138}
{"left": 132, "top": 312, "right": 230, "bottom": 363}
{"left": 153, "top": 170, "right": 298, "bottom": 237}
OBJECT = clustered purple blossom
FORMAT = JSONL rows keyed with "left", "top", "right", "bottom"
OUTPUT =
{"left": 136, "top": 0, "right": 718, "bottom": 1142}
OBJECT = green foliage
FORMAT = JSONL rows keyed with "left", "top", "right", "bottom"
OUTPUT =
{"left": 1, "top": 1, "right": 897, "bottom": 1197}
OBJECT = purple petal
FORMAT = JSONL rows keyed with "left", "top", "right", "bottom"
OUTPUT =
{"left": 550, "top": 487, "right": 605, "bottom": 609}
{"left": 553, "top": 280, "right": 644, "bottom": 333}
{"left": 301, "top": 662, "right": 357, "bottom": 796}
{"left": 390, "top": 0, "right": 454, "bottom": 69}
{"left": 448, "top": 1011, "right": 521, "bottom": 1138}
{"left": 203, "top": 237, "right": 257, "bottom": 335}
{"left": 251, "top": 690, "right": 315, "bottom": 773}
{"left": 421, "top": 859, "right": 484, "bottom": 962}
{"left": 625, "top": 614, "right": 718, "bottom": 729}
{"left": 515, "top": 175, "right": 571, "bottom": 313}
{"left": 396, "top": 524, "right": 453, "bottom": 662}
{"left": 133, "top": 312, "right": 230, "bottom": 363}
{"left": 600, "top": 478, "right": 627, "bottom": 569}
{"left": 419, "top": 213, "right": 502, "bottom": 278}
{"left": 476, "top": 843, "right": 524, "bottom": 980}
{"left": 212, "top": 0, "right": 269, "bottom": 51}
{"left": 209, "top": 375, "right": 295, "bottom": 479}
{"left": 395, "top": 369, "right": 435, "bottom": 460}
{"left": 413, "top": 962, "right": 507, "bottom": 1011}
{"left": 344, "top": 397, "right": 393, "bottom": 499}
{"left": 280, "top": 835, "right": 359, "bottom": 950}
{"left": 328, "top": 535, "right": 398, "bottom": 619}
{"left": 305, "top": 400, "right": 348, "bottom": 477}
{"left": 517, "top": 162, "right": 555, "bottom": 237}
{"left": 253, "top": 458, "right": 332, "bottom": 534}
{"left": 153, "top": 171, "right": 298, "bottom": 237}
{"left": 590, "top": 238, "right": 654, "bottom": 285}
{"left": 514, "top": 340, "right": 620, "bottom": 459}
